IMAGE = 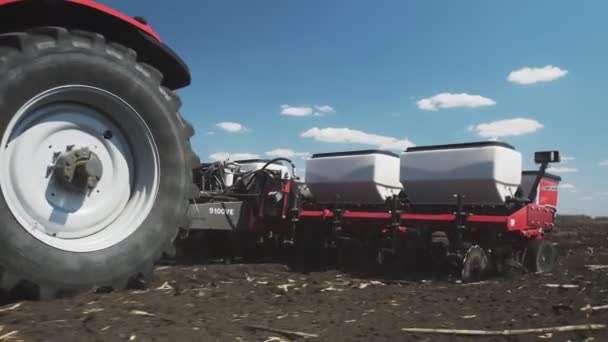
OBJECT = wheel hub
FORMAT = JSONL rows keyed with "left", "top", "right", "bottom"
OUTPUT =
{"left": 0, "top": 85, "right": 160, "bottom": 252}
{"left": 53, "top": 146, "right": 103, "bottom": 193}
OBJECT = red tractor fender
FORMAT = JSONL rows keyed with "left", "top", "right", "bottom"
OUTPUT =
{"left": 67, "top": 0, "right": 163, "bottom": 41}
{"left": 0, "top": 0, "right": 190, "bottom": 89}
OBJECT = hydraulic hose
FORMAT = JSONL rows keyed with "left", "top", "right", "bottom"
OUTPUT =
{"left": 242, "top": 157, "right": 296, "bottom": 190}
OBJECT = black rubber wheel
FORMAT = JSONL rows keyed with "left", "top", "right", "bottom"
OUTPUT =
{"left": 0, "top": 27, "right": 199, "bottom": 300}
{"left": 461, "top": 246, "right": 489, "bottom": 282}
{"left": 524, "top": 239, "right": 557, "bottom": 273}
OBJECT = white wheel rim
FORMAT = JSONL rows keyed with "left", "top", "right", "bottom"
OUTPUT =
{"left": 0, "top": 85, "right": 160, "bottom": 252}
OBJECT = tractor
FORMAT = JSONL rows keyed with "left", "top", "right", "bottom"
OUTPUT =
{"left": 0, "top": 0, "right": 198, "bottom": 299}
{"left": 0, "top": 0, "right": 563, "bottom": 301}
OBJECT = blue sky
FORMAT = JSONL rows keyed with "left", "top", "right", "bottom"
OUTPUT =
{"left": 102, "top": 0, "right": 608, "bottom": 216}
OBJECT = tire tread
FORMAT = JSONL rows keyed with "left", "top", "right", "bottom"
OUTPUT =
{"left": 0, "top": 26, "right": 199, "bottom": 300}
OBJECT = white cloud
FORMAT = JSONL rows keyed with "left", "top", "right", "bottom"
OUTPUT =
{"left": 301, "top": 127, "right": 415, "bottom": 151}
{"left": 281, "top": 104, "right": 335, "bottom": 117}
{"left": 469, "top": 117, "right": 544, "bottom": 138}
{"left": 547, "top": 166, "right": 578, "bottom": 174}
{"left": 507, "top": 65, "right": 568, "bottom": 85}
{"left": 599, "top": 160, "right": 608, "bottom": 166}
{"left": 559, "top": 183, "right": 577, "bottom": 193}
{"left": 416, "top": 93, "right": 496, "bottom": 111}
{"left": 561, "top": 156, "right": 576, "bottom": 163}
{"left": 266, "top": 148, "right": 311, "bottom": 159}
{"left": 579, "top": 196, "right": 593, "bottom": 201}
{"left": 215, "top": 121, "right": 245, "bottom": 133}
{"left": 314, "top": 105, "right": 335, "bottom": 114}
{"left": 209, "top": 152, "right": 260, "bottom": 161}
{"left": 281, "top": 105, "right": 313, "bottom": 117}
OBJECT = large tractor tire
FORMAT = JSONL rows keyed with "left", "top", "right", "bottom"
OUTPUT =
{"left": 0, "top": 27, "right": 199, "bottom": 300}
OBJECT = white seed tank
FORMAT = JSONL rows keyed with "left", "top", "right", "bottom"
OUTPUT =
{"left": 400, "top": 142, "right": 522, "bottom": 206}
{"left": 305, "top": 150, "right": 403, "bottom": 204}
{"left": 235, "top": 159, "right": 291, "bottom": 179}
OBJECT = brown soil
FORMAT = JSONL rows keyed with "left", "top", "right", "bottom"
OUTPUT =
{"left": 1, "top": 223, "right": 607, "bottom": 342}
